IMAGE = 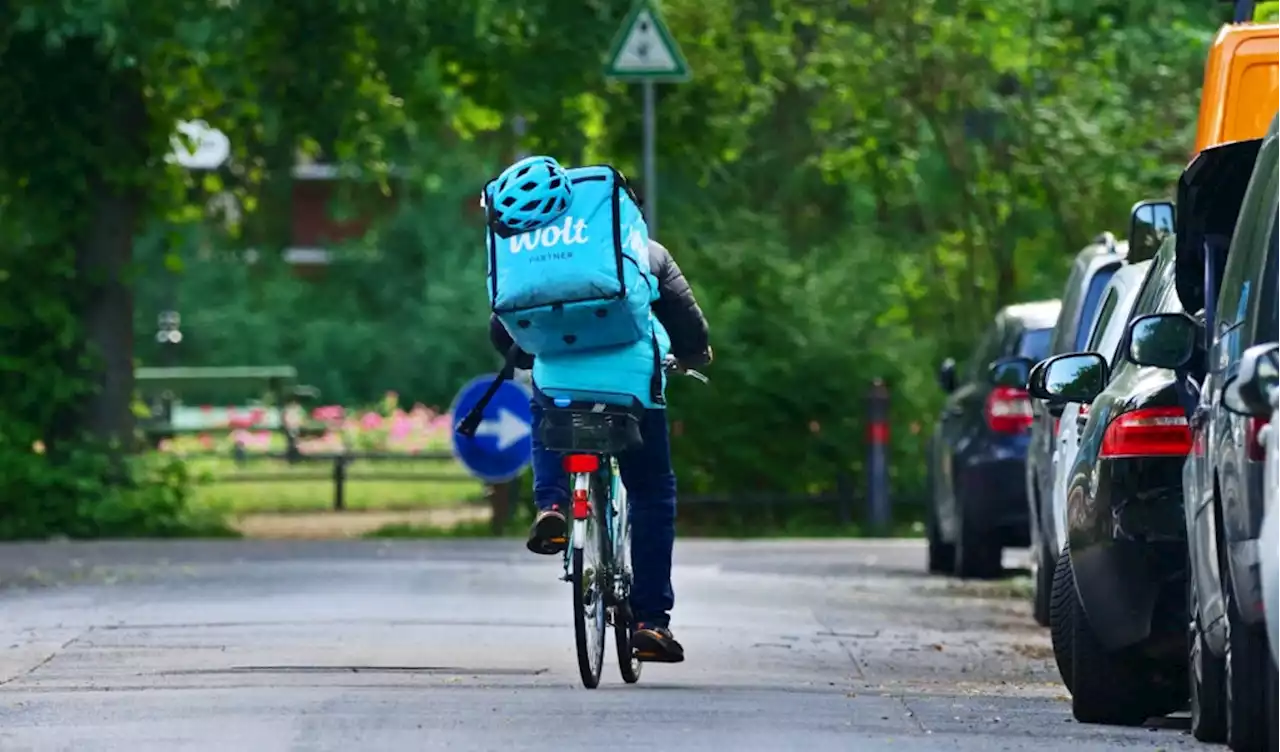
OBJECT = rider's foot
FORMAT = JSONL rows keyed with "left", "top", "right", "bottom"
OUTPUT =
{"left": 525, "top": 506, "right": 567, "bottom": 555}
{"left": 632, "top": 623, "right": 685, "bottom": 663}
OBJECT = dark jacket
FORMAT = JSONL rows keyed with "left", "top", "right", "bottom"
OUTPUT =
{"left": 489, "top": 239, "right": 711, "bottom": 369}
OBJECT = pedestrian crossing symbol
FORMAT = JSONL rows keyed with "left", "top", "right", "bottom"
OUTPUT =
{"left": 603, "top": 1, "right": 691, "bottom": 82}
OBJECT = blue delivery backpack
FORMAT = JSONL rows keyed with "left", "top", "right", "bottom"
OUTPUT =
{"left": 485, "top": 165, "right": 659, "bottom": 357}
{"left": 455, "top": 164, "right": 667, "bottom": 441}
{"left": 533, "top": 314, "right": 672, "bottom": 410}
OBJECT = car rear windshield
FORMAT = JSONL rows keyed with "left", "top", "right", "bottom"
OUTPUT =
{"left": 1018, "top": 328, "right": 1053, "bottom": 361}
{"left": 1073, "top": 265, "right": 1119, "bottom": 351}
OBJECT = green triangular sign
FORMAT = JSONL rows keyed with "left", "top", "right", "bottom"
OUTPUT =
{"left": 603, "top": 1, "right": 691, "bottom": 82}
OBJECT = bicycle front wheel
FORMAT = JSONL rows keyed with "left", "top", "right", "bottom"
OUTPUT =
{"left": 571, "top": 472, "right": 608, "bottom": 689}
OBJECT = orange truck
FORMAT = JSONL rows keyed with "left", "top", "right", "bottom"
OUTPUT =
{"left": 1129, "top": 2, "right": 1277, "bottom": 278}
{"left": 1193, "top": 2, "right": 1279, "bottom": 152}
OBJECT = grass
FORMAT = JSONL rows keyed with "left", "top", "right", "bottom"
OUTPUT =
{"left": 160, "top": 431, "right": 930, "bottom": 540}
{"left": 184, "top": 455, "right": 486, "bottom": 516}
{"left": 940, "top": 576, "right": 1035, "bottom": 600}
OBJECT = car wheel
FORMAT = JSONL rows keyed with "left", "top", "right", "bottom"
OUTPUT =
{"left": 1049, "top": 548, "right": 1075, "bottom": 692}
{"left": 1188, "top": 552, "right": 1226, "bottom": 742}
{"left": 1223, "top": 565, "right": 1275, "bottom": 751}
{"left": 1065, "top": 553, "right": 1183, "bottom": 725}
{"left": 926, "top": 496, "right": 954, "bottom": 575}
{"left": 953, "top": 497, "right": 1001, "bottom": 580}
{"left": 1032, "top": 536, "right": 1053, "bottom": 627}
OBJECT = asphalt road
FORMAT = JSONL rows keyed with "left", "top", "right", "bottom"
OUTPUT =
{"left": 0, "top": 539, "right": 1209, "bottom": 752}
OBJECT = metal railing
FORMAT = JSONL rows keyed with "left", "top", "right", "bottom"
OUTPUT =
{"left": 215, "top": 448, "right": 464, "bottom": 512}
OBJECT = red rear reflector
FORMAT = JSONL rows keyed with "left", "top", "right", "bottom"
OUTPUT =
{"left": 571, "top": 489, "right": 591, "bottom": 519}
{"left": 986, "top": 386, "right": 1034, "bottom": 433}
{"left": 1247, "top": 416, "right": 1268, "bottom": 462}
{"left": 1100, "top": 407, "right": 1191, "bottom": 458}
{"left": 562, "top": 454, "right": 600, "bottom": 474}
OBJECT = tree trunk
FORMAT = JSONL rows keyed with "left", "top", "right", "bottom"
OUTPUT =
{"left": 77, "top": 185, "right": 144, "bottom": 453}
{"left": 74, "top": 58, "right": 150, "bottom": 457}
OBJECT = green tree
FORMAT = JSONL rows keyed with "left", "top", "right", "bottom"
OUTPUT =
{"left": 1, "top": 0, "right": 1236, "bottom": 536}
{"left": 0, "top": 1, "right": 444, "bottom": 534}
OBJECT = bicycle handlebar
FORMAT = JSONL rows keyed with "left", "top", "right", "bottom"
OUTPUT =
{"left": 664, "top": 355, "right": 710, "bottom": 384}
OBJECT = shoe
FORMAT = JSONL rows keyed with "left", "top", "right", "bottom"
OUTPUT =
{"left": 525, "top": 506, "right": 567, "bottom": 555}
{"left": 632, "top": 623, "right": 685, "bottom": 663}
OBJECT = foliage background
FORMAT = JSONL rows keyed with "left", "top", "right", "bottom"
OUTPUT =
{"left": 0, "top": 0, "right": 1241, "bottom": 535}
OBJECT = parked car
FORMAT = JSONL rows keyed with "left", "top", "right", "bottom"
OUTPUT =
{"left": 1034, "top": 235, "right": 1198, "bottom": 726}
{"left": 1126, "top": 115, "right": 1278, "bottom": 750}
{"left": 1026, "top": 233, "right": 1130, "bottom": 624}
{"left": 927, "top": 300, "right": 1060, "bottom": 579}
{"left": 1044, "top": 255, "right": 1146, "bottom": 590}
{"left": 1218, "top": 342, "right": 1280, "bottom": 746}
{"left": 1220, "top": 342, "right": 1279, "bottom": 666}
{"left": 1044, "top": 260, "right": 1151, "bottom": 583}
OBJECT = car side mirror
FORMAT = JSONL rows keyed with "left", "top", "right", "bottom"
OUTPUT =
{"left": 988, "top": 356, "right": 1034, "bottom": 388}
{"left": 1029, "top": 359, "right": 1067, "bottom": 417}
{"left": 938, "top": 358, "right": 957, "bottom": 393}
{"left": 1127, "top": 199, "right": 1175, "bottom": 263}
{"left": 1127, "top": 313, "right": 1198, "bottom": 369}
{"left": 1223, "top": 342, "right": 1279, "bottom": 417}
{"left": 1028, "top": 352, "right": 1109, "bottom": 404}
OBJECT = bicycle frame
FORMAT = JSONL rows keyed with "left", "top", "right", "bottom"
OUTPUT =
{"left": 555, "top": 360, "right": 707, "bottom": 593}
{"left": 562, "top": 453, "right": 630, "bottom": 611}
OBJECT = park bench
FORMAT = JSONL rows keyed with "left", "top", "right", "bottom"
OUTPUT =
{"left": 135, "top": 366, "right": 327, "bottom": 456}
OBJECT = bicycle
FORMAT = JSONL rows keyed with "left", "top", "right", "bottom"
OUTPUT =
{"left": 536, "top": 356, "right": 709, "bottom": 688}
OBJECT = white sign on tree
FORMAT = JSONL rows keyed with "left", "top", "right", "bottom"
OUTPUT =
{"left": 167, "top": 120, "right": 230, "bottom": 170}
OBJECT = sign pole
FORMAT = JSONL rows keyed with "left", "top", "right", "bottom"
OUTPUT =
{"left": 642, "top": 80, "right": 657, "bottom": 238}
{"left": 867, "top": 379, "right": 892, "bottom": 534}
{"left": 603, "top": 0, "right": 691, "bottom": 241}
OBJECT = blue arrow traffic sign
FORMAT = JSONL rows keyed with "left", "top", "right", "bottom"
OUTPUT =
{"left": 449, "top": 375, "right": 535, "bottom": 483}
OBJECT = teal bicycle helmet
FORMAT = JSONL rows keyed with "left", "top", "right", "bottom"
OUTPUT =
{"left": 486, "top": 156, "right": 573, "bottom": 236}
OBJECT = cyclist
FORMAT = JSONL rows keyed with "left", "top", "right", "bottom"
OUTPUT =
{"left": 486, "top": 200, "right": 711, "bottom": 664}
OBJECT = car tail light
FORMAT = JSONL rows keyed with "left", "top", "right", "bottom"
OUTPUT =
{"left": 1100, "top": 407, "right": 1192, "bottom": 458}
{"left": 986, "top": 386, "right": 1034, "bottom": 433}
{"left": 1247, "top": 416, "right": 1269, "bottom": 462}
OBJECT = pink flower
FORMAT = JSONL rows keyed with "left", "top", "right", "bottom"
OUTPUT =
{"left": 360, "top": 412, "right": 384, "bottom": 430}
{"left": 390, "top": 414, "right": 413, "bottom": 439}
{"left": 313, "top": 405, "right": 345, "bottom": 423}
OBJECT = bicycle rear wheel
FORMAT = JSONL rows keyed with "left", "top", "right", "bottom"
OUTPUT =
{"left": 571, "top": 471, "right": 608, "bottom": 689}
{"left": 609, "top": 469, "right": 642, "bottom": 684}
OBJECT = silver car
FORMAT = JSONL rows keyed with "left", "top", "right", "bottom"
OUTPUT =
{"left": 1223, "top": 341, "right": 1279, "bottom": 664}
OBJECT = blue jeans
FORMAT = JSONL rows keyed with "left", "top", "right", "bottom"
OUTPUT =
{"left": 529, "top": 399, "right": 677, "bottom": 629}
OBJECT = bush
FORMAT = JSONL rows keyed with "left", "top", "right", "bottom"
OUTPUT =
{"left": 0, "top": 439, "right": 234, "bottom": 541}
{"left": 85, "top": 453, "right": 237, "bottom": 539}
